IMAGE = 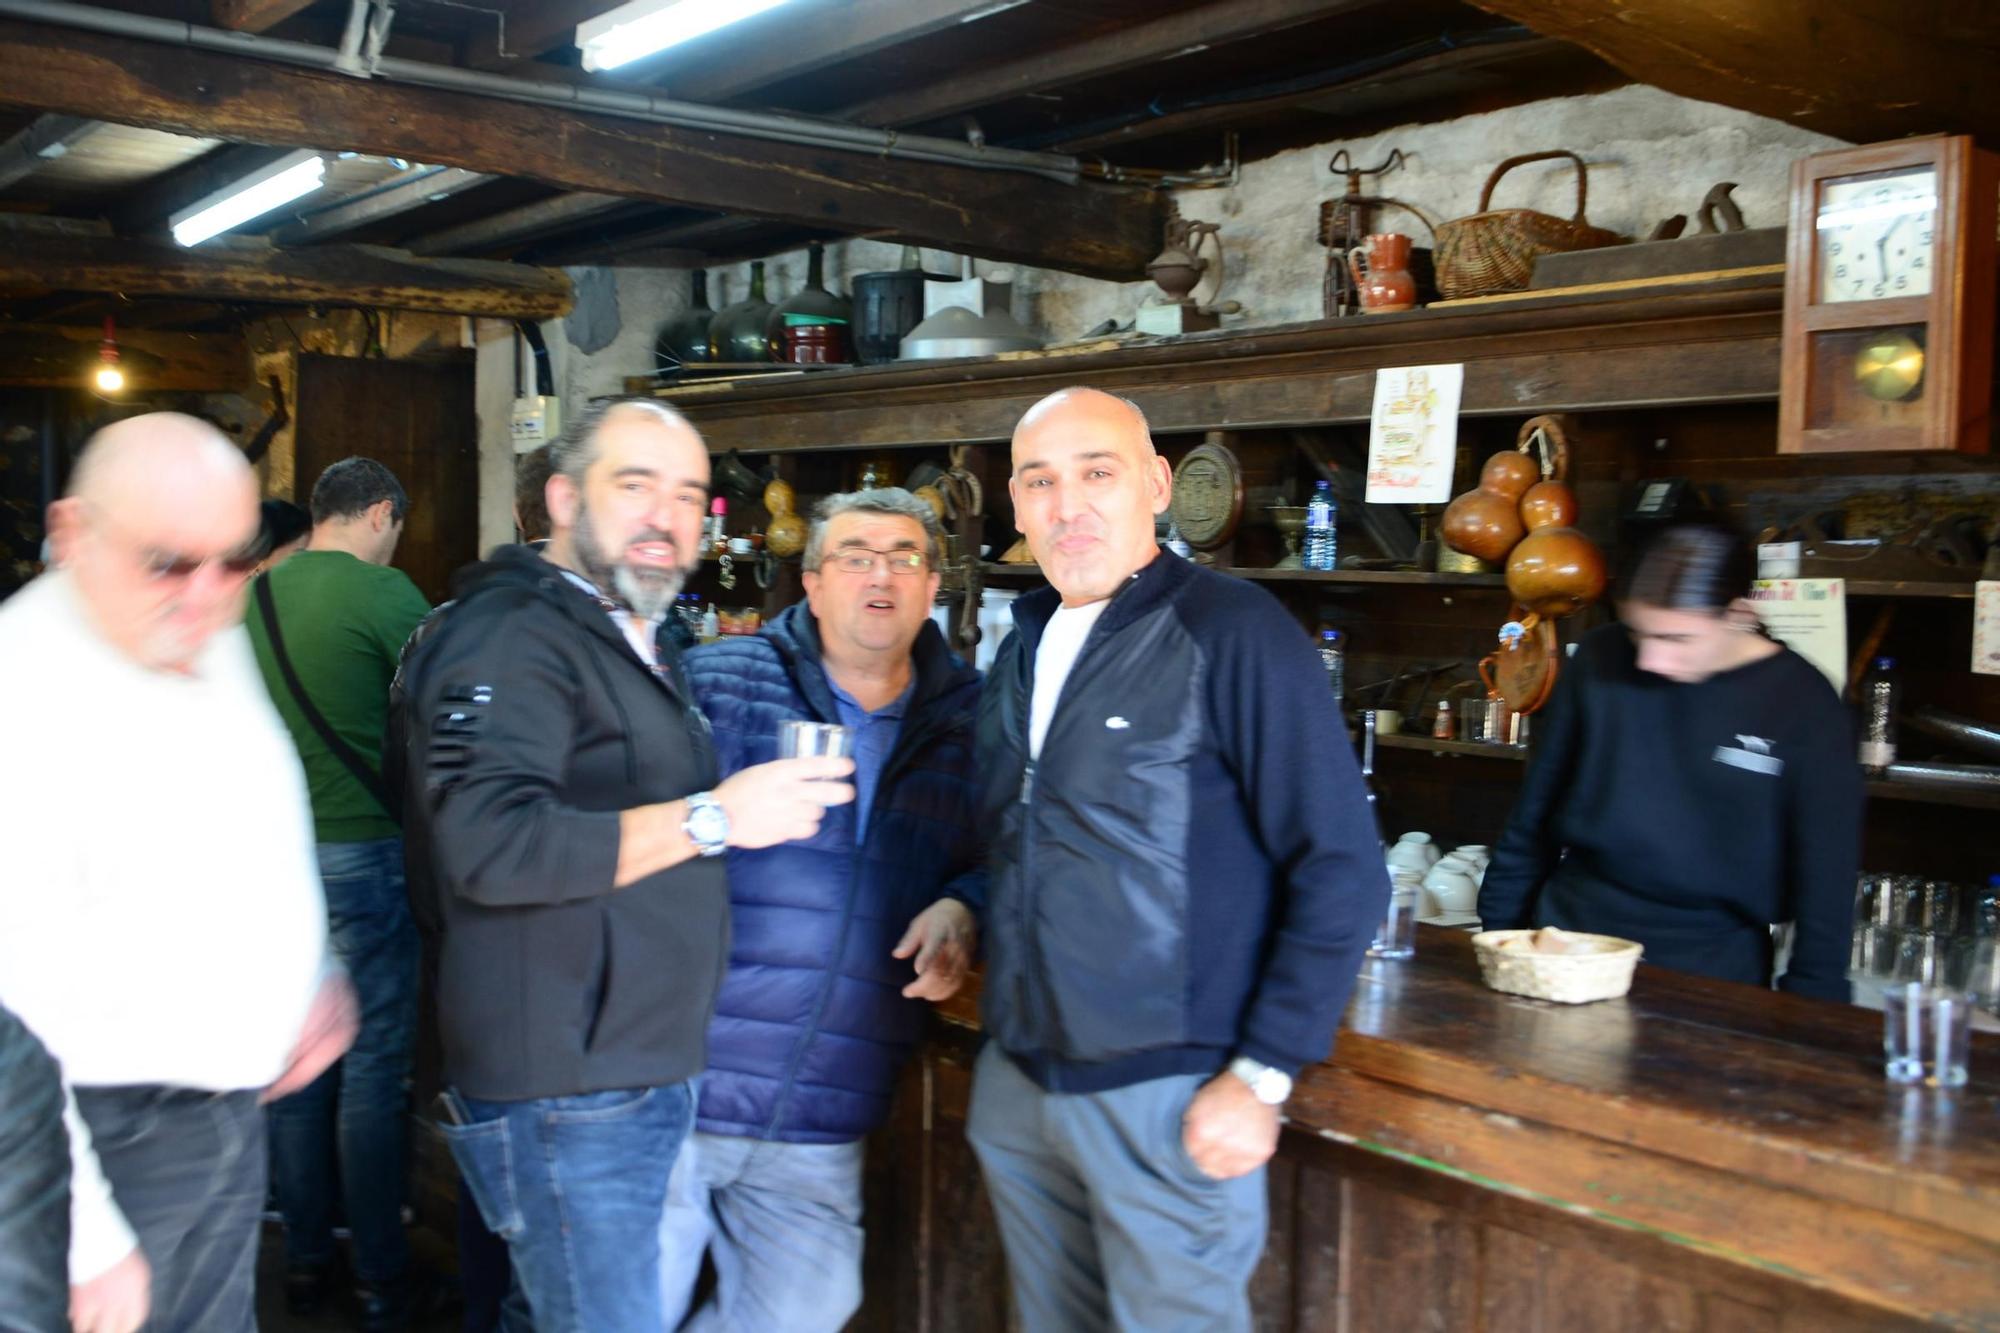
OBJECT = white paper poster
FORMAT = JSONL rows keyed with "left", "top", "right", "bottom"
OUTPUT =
{"left": 1364, "top": 363, "right": 1463, "bottom": 505}
{"left": 1975, "top": 581, "right": 2000, "bottom": 677}
{"left": 1750, "top": 578, "right": 1848, "bottom": 693}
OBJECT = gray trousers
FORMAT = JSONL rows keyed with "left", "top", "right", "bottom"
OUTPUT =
{"left": 72, "top": 1087, "right": 265, "bottom": 1333}
{"left": 0, "top": 1005, "right": 66, "bottom": 1333}
{"left": 967, "top": 1043, "right": 1267, "bottom": 1333}
{"left": 657, "top": 1131, "right": 867, "bottom": 1333}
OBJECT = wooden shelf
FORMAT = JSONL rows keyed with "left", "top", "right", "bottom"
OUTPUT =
{"left": 978, "top": 562, "right": 1508, "bottom": 589}
{"left": 1374, "top": 733, "right": 1528, "bottom": 760}
{"left": 1231, "top": 567, "right": 1508, "bottom": 588}
{"left": 665, "top": 284, "right": 1785, "bottom": 453}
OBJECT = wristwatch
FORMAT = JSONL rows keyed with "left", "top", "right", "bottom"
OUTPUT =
{"left": 682, "top": 791, "right": 729, "bottom": 858}
{"left": 1227, "top": 1056, "right": 1293, "bottom": 1106}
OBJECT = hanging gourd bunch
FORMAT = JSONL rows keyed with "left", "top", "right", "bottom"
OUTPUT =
{"left": 764, "top": 478, "right": 807, "bottom": 559}
{"left": 1443, "top": 415, "right": 1606, "bottom": 617}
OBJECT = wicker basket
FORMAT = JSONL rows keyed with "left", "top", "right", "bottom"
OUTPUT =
{"left": 1434, "top": 151, "right": 1626, "bottom": 299}
{"left": 1470, "top": 929, "right": 1643, "bottom": 1004}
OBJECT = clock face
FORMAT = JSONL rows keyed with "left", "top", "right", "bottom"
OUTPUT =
{"left": 1815, "top": 168, "right": 1936, "bottom": 303}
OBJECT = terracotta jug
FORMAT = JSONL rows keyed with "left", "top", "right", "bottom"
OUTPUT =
{"left": 1346, "top": 233, "right": 1417, "bottom": 313}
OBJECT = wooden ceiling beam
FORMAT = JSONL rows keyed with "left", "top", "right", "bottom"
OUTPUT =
{"left": 0, "top": 219, "right": 573, "bottom": 318}
{"left": 1051, "top": 32, "right": 1563, "bottom": 154}
{"left": 0, "top": 321, "right": 247, "bottom": 390}
{"left": 835, "top": 0, "right": 1382, "bottom": 129}
{"left": 210, "top": 0, "right": 317, "bottom": 31}
{"left": 1468, "top": 0, "right": 2000, "bottom": 147}
{"left": 0, "top": 18, "right": 1161, "bottom": 280}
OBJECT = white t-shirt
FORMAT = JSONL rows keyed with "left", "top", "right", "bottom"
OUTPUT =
{"left": 0, "top": 570, "right": 328, "bottom": 1279}
{"left": 1029, "top": 598, "right": 1110, "bottom": 758}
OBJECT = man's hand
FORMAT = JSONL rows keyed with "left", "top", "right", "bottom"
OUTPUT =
{"left": 1180, "top": 1070, "right": 1281, "bottom": 1180}
{"left": 70, "top": 1245, "right": 150, "bottom": 1333}
{"left": 263, "top": 972, "right": 358, "bottom": 1104}
{"left": 715, "top": 757, "right": 855, "bottom": 849}
{"left": 893, "top": 898, "right": 976, "bottom": 1000}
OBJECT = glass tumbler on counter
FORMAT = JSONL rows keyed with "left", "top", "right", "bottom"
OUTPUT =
{"left": 1368, "top": 882, "right": 1418, "bottom": 960}
{"left": 1883, "top": 983, "right": 1971, "bottom": 1088}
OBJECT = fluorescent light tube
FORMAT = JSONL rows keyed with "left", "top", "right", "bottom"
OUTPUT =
{"left": 170, "top": 150, "right": 327, "bottom": 247}
{"left": 577, "top": 0, "right": 793, "bottom": 73}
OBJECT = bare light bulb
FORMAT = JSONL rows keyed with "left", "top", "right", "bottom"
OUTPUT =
{"left": 94, "top": 363, "right": 125, "bottom": 393}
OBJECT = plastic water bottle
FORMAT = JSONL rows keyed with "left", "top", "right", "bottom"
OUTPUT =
{"left": 1859, "top": 656, "right": 1899, "bottom": 771}
{"left": 1304, "top": 479, "right": 1337, "bottom": 570}
{"left": 1318, "top": 628, "right": 1345, "bottom": 714}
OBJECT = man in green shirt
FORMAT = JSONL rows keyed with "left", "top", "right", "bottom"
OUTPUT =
{"left": 246, "top": 457, "right": 430, "bottom": 1331}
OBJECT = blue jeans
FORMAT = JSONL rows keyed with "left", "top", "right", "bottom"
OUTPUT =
{"left": 442, "top": 1083, "right": 695, "bottom": 1333}
{"left": 0, "top": 1003, "right": 66, "bottom": 1333}
{"left": 267, "top": 837, "right": 420, "bottom": 1283}
{"left": 658, "top": 1132, "right": 866, "bottom": 1333}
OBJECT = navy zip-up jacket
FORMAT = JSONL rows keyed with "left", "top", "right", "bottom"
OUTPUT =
{"left": 977, "top": 550, "right": 1388, "bottom": 1093}
{"left": 685, "top": 603, "right": 983, "bottom": 1142}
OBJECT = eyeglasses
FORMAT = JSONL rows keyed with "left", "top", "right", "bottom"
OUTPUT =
{"left": 822, "top": 546, "right": 928, "bottom": 576}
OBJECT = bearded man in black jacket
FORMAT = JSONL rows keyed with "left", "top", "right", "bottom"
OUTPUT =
{"left": 399, "top": 397, "right": 854, "bottom": 1333}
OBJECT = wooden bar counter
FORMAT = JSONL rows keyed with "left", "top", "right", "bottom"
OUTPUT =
{"left": 851, "top": 927, "right": 2000, "bottom": 1332}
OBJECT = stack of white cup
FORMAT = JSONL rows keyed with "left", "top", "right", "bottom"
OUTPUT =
{"left": 1385, "top": 833, "right": 1490, "bottom": 919}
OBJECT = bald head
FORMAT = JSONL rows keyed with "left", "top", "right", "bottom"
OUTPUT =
{"left": 1010, "top": 387, "right": 1154, "bottom": 466}
{"left": 71, "top": 412, "right": 255, "bottom": 516}
{"left": 51, "top": 412, "right": 261, "bottom": 672}
{"left": 1009, "top": 386, "right": 1172, "bottom": 607}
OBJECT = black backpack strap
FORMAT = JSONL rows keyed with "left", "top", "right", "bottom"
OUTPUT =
{"left": 254, "top": 574, "right": 397, "bottom": 821}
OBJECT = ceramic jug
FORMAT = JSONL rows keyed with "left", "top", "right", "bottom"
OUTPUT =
{"left": 1346, "top": 232, "right": 1417, "bottom": 314}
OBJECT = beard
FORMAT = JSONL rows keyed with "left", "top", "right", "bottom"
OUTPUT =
{"left": 572, "top": 502, "right": 685, "bottom": 621}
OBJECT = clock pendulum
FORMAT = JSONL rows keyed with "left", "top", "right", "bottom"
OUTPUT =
{"left": 1853, "top": 331, "right": 1926, "bottom": 402}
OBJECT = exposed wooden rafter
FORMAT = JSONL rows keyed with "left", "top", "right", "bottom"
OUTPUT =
{"left": 1468, "top": 0, "right": 2000, "bottom": 147}
{"left": 0, "top": 218, "right": 573, "bottom": 318}
{"left": 0, "top": 18, "right": 1162, "bottom": 280}
{"left": 210, "top": 0, "right": 318, "bottom": 31}
{"left": 836, "top": 0, "right": 1380, "bottom": 129}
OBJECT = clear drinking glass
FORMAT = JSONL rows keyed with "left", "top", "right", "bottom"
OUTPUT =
{"left": 777, "top": 720, "right": 855, "bottom": 760}
{"left": 1367, "top": 883, "right": 1418, "bottom": 960}
{"left": 1965, "top": 938, "right": 2000, "bottom": 1018}
{"left": 1883, "top": 983, "right": 1972, "bottom": 1088}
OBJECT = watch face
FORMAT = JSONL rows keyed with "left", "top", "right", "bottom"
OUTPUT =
{"left": 1815, "top": 167, "right": 1936, "bottom": 304}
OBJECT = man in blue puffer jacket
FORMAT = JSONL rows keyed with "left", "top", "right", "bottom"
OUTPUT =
{"left": 659, "top": 487, "right": 982, "bottom": 1332}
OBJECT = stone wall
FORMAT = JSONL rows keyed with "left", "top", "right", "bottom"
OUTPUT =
{"left": 545, "top": 83, "right": 1846, "bottom": 402}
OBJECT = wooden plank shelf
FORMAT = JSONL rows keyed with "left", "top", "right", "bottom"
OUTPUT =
{"left": 664, "top": 284, "right": 1786, "bottom": 453}
{"left": 1375, "top": 733, "right": 1529, "bottom": 760}
{"left": 978, "top": 562, "right": 1509, "bottom": 589}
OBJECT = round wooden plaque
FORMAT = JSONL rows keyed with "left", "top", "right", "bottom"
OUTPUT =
{"left": 1170, "top": 442, "right": 1244, "bottom": 550}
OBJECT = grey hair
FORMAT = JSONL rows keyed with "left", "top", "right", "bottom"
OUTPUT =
{"left": 803, "top": 487, "right": 945, "bottom": 570}
{"left": 548, "top": 396, "right": 696, "bottom": 484}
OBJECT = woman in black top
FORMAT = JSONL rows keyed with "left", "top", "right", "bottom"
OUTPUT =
{"left": 1477, "top": 521, "right": 1861, "bottom": 1001}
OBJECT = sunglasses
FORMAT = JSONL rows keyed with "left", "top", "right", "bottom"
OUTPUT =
{"left": 137, "top": 545, "right": 264, "bottom": 583}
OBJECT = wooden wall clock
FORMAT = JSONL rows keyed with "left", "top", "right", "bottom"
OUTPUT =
{"left": 1778, "top": 134, "right": 1998, "bottom": 455}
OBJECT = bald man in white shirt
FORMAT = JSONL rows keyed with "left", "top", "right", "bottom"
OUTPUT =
{"left": 0, "top": 414, "right": 354, "bottom": 1333}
